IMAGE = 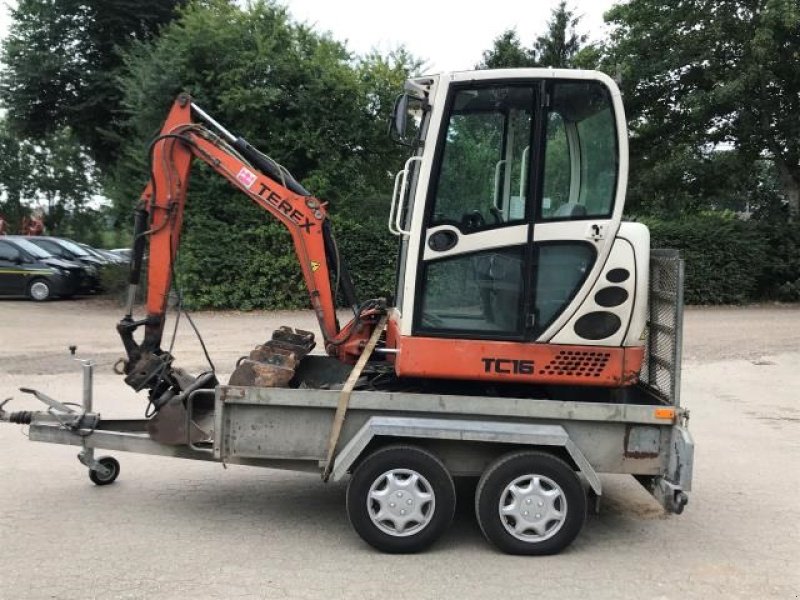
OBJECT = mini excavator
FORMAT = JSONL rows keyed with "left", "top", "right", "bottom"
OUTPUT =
{"left": 118, "top": 69, "right": 651, "bottom": 426}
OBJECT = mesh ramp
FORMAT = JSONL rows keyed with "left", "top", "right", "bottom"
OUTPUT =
{"left": 640, "top": 249, "right": 685, "bottom": 406}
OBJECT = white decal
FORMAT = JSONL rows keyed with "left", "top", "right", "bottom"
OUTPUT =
{"left": 236, "top": 167, "right": 257, "bottom": 189}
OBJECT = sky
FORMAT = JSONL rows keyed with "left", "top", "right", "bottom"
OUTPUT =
{"left": 0, "top": 0, "right": 618, "bottom": 72}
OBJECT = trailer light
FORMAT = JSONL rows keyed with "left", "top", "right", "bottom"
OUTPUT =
{"left": 654, "top": 408, "right": 675, "bottom": 420}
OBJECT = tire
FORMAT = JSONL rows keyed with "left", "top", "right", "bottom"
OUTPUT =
{"left": 346, "top": 445, "right": 456, "bottom": 553}
{"left": 89, "top": 456, "right": 120, "bottom": 486}
{"left": 27, "top": 278, "right": 52, "bottom": 302}
{"left": 475, "top": 450, "right": 586, "bottom": 555}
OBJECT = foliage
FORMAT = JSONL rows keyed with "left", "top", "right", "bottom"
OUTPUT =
{"left": 755, "top": 221, "right": 800, "bottom": 301}
{"left": 479, "top": 2, "right": 596, "bottom": 70}
{"left": 0, "top": 0, "right": 185, "bottom": 169}
{"left": 605, "top": 0, "right": 800, "bottom": 216}
{"left": 479, "top": 30, "right": 536, "bottom": 69}
{"left": 0, "top": 119, "right": 99, "bottom": 240}
{"left": 645, "top": 213, "right": 800, "bottom": 303}
{"left": 108, "top": 0, "right": 417, "bottom": 309}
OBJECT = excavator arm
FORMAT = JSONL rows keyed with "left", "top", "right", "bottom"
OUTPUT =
{"left": 118, "top": 94, "right": 383, "bottom": 407}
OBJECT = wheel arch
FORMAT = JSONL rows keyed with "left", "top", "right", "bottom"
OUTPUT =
{"left": 332, "top": 416, "right": 602, "bottom": 496}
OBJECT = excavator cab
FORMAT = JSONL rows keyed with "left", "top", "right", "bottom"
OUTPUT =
{"left": 385, "top": 70, "right": 650, "bottom": 387}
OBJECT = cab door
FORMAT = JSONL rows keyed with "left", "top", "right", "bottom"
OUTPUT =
{"left": 411, "top": 83, "right": 537, "bottom": 340}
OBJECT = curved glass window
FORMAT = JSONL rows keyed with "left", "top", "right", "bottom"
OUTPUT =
{"left": 540, "top": 82, "right": 618, "bottom": 220}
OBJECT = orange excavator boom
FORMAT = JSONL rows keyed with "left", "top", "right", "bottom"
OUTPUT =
{"left": 117, "top": 94, "right": 382, "bottom": 406}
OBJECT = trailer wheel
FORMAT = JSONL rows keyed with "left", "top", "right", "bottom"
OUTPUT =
{"left": 89, "top": 456, "right": 120, "bottom": 486}
{"left": 346, "top": 445, "right": 455, "bottom": 553}
{"left": 475, "top": 451, "right": 586, "bottom": 555}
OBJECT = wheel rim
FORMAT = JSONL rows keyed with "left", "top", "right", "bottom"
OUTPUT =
{"left": 498, "top": 474, "right": 567, "bottom": 543}
{"left": 367, "top": 468, "right": 435, "bottom": 537}
{"left": 30, "top": 281, "right": 49, "bottom": 300}
{"left": 95, "top": 461, "right": 116, "bottom": 481}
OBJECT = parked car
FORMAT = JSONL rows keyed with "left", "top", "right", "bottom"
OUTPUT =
{"left": 0, "top": 237, "right": 85, "bottom": 301}
{"left": 109, "top": 248, "right": 132, "bottom": 260}
{"left": 77, "top": 242, "right": 128, "bottom": 265}
{"left": 97, "top": 248, "right": 129, "bottom": 264}
{"left": 26, "top": 237, "right": 103, "bottom": 292}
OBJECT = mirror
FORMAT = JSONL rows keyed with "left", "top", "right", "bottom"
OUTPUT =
{"left": 390, "top": 92, "right": 426, "bottom": 147}
{"left": 391, "top": 93, "right": 409, "bottom": 142}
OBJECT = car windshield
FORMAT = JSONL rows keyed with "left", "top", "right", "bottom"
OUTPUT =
{"left": 57, "top": 239, "right": 91, "bottom": 257}
{"left": 12, "top": 238, "right": 52, "bottom": 259}
{"left": 79, "top": 243, "right": 104, "bottom": 259}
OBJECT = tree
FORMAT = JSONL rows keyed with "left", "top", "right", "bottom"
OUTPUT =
{"left": 606, "top": 0, "right": 800, "bottom": 217}
{"left": 0, "top": 119, "right": 98, "bottom": 238}
{"left": 107, "top": 0, "right": 419, "bottom": 308}
{"left": 532, "top": 1, "right": 588, "bottom": 68}
{"left": 0, "top": 122, "right": 30, "bottom": 230}
{"left": 478, "top": 3, "right": 594, "bottom": 69}
{"left": 0, "top": 0, "right": 186, "bottom": 169}
{"left": 479, "top": 30, "right": 536, "bottom": 69}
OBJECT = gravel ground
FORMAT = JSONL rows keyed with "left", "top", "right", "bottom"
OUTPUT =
{"left": 0, "top": 298, "right": 798, "bottom": 599}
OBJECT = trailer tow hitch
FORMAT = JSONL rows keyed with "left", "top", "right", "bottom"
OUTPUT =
{"left": 1, "top": 358, "right": 110, "bottom": 479}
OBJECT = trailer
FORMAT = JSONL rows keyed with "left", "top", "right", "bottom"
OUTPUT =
{"left": 1, "top": 250, "right": 692, "bottom": 555}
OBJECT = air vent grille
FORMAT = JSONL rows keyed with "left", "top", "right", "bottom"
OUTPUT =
{"left": 540, "top": 350, "right": 611, "bottom": 378}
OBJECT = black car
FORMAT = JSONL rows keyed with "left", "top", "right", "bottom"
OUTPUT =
{"left": 0, "top": 237, "right": 84, "bottom": 301}
{"left": 77, "top": 242, "right": 128, "bottom": 265}
{"left": 26, "top": 236, "right": 104, "bottom": 292}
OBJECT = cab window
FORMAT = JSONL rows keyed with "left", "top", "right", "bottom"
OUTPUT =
{"left": 539, "top": 82, "right": 618, "bottom": 220}
{"left": 429, "top": 85, "right": 535, "bottom": 231}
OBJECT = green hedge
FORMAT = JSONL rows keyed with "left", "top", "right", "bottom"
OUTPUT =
{"left": 645, "top": 214, "right": 800, "bottom": 304}
{"left": 169, "top": 210, "right": 798, "bottom": 310}
{"left": 166, "top": 168, "right": 399, "bottom": 310}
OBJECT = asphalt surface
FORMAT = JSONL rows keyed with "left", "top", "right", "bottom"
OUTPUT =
{"left": 0, "top": 299, "right": 798, "bottom": 599}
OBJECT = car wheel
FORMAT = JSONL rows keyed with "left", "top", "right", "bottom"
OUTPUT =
{"left": 27, "top": 278, "right": 52, "bottom": 302}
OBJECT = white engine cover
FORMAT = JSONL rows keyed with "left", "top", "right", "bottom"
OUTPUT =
{"left": 549, "top": 222, "right": 650, "bottom": 347}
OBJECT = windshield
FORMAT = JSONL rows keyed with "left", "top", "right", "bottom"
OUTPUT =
{"left": 57, "top": 238, "right": 91, "bottom": 257}
{"left": 13, "top": 238, "right": 53, "bottom": 259}
{"left": 79, "top": 243, "right": 104, "bottom": 259}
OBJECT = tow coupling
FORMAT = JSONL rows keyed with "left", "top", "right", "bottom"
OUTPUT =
{"left": 0, "top": 357, "right": 115, "bottom": 483}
